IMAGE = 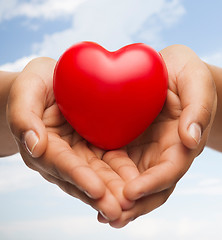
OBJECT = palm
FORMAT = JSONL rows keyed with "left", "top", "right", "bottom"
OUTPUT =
{"left": 103, "top": 84, "right": 193, "bottom": 183}
{"left": 102, "top": 46, "right": 208, "bottom": 203}
{"left": 127, "top": 86, "right": 192, "bottom": 172}
{"left": 12, "top": 57, "right": 136, "bottom": 221}
{"left": 99, "top": 68, "right": 202, "bottom": 228}
{"left": 10, "top": 46, "right": 216, "bottom": 228}
{"left": 39, "top": 98, "right": 136, "bottom": 218}
{"left": 40, "top": 78, "right": 185, "bottom": 214}
{"left": 98, "top": 86, "right": 189, "bottom": 227}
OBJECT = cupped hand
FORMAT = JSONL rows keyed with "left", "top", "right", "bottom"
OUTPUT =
{"left": 6, "top": 44, "right": 217, "bottom": 228}
{"left": 97, "top": 44, "right": 217, "bottom": 228}
{"left": 7, "top": 57, "right": 137, "bottom": 221}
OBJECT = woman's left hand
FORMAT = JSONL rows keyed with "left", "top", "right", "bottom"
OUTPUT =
{"left": 97, "top": 44, "right": 217, "bottom": 228}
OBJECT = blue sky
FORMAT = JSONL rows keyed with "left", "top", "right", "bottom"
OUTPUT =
{"left": 1, "top": 0, "right": 222, "bottom": 239}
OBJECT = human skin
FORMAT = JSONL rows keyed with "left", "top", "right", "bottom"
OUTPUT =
{"left": 0, "top": 71, "right": 19, "bottom": 156}
{"left": 205, "top": 64, "right": 222, "bottom": 151}
{"left": 98, "top": 45, "right": 218, "bottom": 227}
{"left": 6, "top": 58, "right": 135, "bottom": 222}
{"left": 0, "top": 44, "right": 220, "bottom": 228}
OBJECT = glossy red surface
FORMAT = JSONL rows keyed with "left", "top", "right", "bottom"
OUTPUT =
{"left": 53, "top": 42, "right": 168, "bottom": 150}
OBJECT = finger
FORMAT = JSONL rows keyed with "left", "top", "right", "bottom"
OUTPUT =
{"left": 69, "top": 138, "right": 133, "bottom": 206}
{"left": 45, "top": 173, "right": 123, "bottom": 222}
{"left": 100, "top": 149, "right": 140, "bottom": 210}
{"left": 19, "top": 148, "right": 39, "bottom": 172}
{"left": 102, "top": 149, "right": 140, "bottom": 182}
{"left": 176, "top": 53, "right": 216, "bottom": 149}
{"left": 92, "top": 189, "right": 122, "bottom": 222}
{"left": 40, "top": 172, "right": 122, "bottom": 221}
{"left": 97, "top": 212, "right": 109, "bottom": 224}
{"left": 108, "top": 186, "right": 174, "bottom": 228}
{"left": 87, "top": 143, "right": 106, "bottom": 159}
{"left": 124, "top": 144, "right": 193, "bottom": 200}
{"left": 39, "top": 171, "right": 90, "bottom": 204}
{"left": 7, "top": 58, "right": 56, "bottom": 157}
{"left": 89, "top": 154, "right": 135, "bottom": 210}
{"left": 36, "top": 134, "right": 107, "bottom": 199}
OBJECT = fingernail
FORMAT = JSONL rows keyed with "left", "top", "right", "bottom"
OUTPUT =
{"left": 188, "top": 123, "right": 202, "bottom": 145}
{"left": 134, "top": 192, "right": 145, "bottom": 200}
{"left": 84, "top": 191, "right": 93, "bottom": 199}
{"left": 99, "top": 211, "right": 110, "bottom": 221}
{"left": 23, "top": 130, "right": 39, "bottom": 157}
{"left": 127, "top": 216, "right": 136, "bottom": 222}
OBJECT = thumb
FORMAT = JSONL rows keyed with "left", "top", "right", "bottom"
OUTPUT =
{"left": 178, "top": 62, "right": 217, "bottom": 149}
{"left": 7, "top": 70, "right": 49, "bottom": 158}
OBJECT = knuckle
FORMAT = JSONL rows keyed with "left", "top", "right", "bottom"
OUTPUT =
{"left": 102, "top": 149, "right": 125, "bottom": 162}
{"left": 106, "top": 178, "right": 122, "bottom": 189}
{"left": 199, "top": 104, "right": 212, "bottom": 128}
{"left": 68, "top": 164, "right": 86, "bottom": 179}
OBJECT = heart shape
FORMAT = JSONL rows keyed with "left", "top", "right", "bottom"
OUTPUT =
{"left": 53, "top": 42, "right": 168, "bottom": 150}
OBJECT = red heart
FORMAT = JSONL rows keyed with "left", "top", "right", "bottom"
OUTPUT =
{"left": 53, "top": 42, "right": 168, "bottom": 150}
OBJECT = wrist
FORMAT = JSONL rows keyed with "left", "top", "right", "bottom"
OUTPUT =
{"left": 0, "top": 71, "right": 20, "bottom": 110}
{"left": 204, "top": 63, "right": 222, "bottom": 151}
{"left": 0, "top": 71, "right": 20, "bottom": 156}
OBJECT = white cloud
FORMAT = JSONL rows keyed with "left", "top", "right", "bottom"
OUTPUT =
{"left": 0, "top": 0, "right": 17, "bottom": 22}
{"left": 157, "top": 0, "right": 185, "bottom": 27}
{"left": 0, "top": 0, "right": 185, "bottom": 71}
{"left": 176, "top": 176, "right": 222, "bottom": 196}
{"left": 202, "top": 50, "right": 222, "bottom": 66}
{"left": 33, "top": 0, "right": 185, "bottom": 59}
{"left": 125, "top": 217, "right": 222, "bottom": 240}
{"left": 0, "top": 216, "right": 99, "bottom": 236}
{"left": 0, "top": 149, "right": 221, "bottom": 240}
{"left": 0, "top": 0, "right": 86, "bottom": 22}
{"left": 0, "top": 55, "right": 38, "bottom": 71}
{"left": 1, "top": 214, "right": 221, "bottom": 240}
{"left": 0, "top": 154, "right": 42, "bottom": 193}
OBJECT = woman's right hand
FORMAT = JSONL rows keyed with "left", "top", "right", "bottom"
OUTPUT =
{"left": 7, "top": 57, "right": 136, "bottom": 221}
